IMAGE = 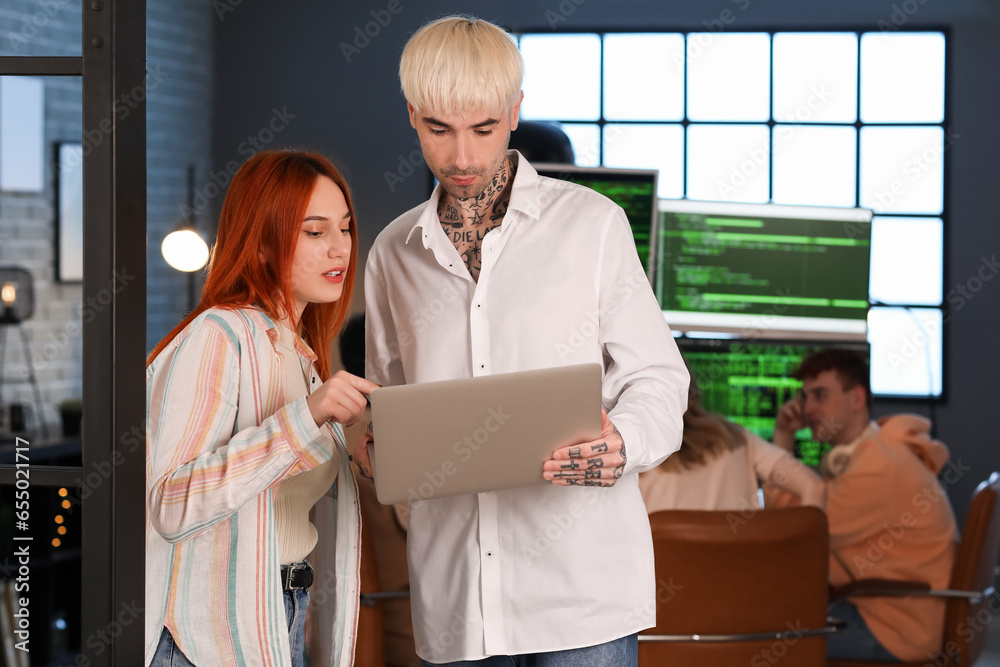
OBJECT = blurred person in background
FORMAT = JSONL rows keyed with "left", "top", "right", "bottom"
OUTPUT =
{"left": 639, "top": 365, "right": 826, "bottom": 513}
{"left": 773, "top": 347, "right": 957, "bottom": 663}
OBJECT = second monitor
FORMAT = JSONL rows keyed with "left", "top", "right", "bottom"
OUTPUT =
{"left": 657, "top": 199, "right": 873, "bottom": 341}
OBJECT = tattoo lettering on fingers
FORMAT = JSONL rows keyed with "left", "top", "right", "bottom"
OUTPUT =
{"left": 585, "top": 469, "right": 601, "bottom": 480}
{"left": 568, "top": 447, "right": 582, "bottom": 459}
{"left": 586, "top": 457, "right": 603, "bottom": 469}
{"left": 584, "top": 480, "right": 602, "bottom": 487}
{"left": 560, "top": 460, "right": 580, "bottom": 470}
{"left": 593, "top": 442, "right": 609, "bottom": 454}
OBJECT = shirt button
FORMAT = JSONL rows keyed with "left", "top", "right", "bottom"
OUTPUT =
{"left": 311, "top": 377, "right": 316, "bottom": 384}
{"left": 476, "top": 303, "right": 481, "bottom": 309}
{"left": 480, "top": 364, "right": 485, "bottom": 370}
{"left": 486, "top": 551, "right": 494, "bottom": 558}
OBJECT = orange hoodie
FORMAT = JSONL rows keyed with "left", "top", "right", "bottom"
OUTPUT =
{"left": 827, "top": 414, "right": 958, "bottom": 661}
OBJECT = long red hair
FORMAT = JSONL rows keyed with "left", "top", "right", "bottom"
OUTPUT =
{"left": 147, "top": 150, "right": 359, "bottom": 378}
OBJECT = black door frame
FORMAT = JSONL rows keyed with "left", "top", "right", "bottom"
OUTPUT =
{"left": 0, "top": 1, "right": 146, "bottom": 663}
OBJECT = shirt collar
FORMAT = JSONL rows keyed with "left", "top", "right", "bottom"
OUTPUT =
{"left": 251, "top": 308, "right": 319, "bottom": 362}
{"left": 404, "top": 150, "right": 541, "bottom": 247}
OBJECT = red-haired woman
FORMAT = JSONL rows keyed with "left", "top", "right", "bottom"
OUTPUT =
{"left": 145, "top": 150, "right": 378, "bottom": 667}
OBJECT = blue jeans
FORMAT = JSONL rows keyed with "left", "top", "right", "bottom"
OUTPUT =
{"left": 284, "top": 588, "right": 310, "bottom": 667}
{"left": 150, "top": 588, "right": 310, "bottom": 666}
{"left": 827, "top": 598, "right": 900, "bottom": 662}
{"left": 419, "top": 633, "right": 638, "bottom": 667}
{"left": 150, "top": 627, "right": 196, "bottom": 667}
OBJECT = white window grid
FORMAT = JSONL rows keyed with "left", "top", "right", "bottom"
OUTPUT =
{"left": 516, "top": 29, "right": 948, "bottom": 398}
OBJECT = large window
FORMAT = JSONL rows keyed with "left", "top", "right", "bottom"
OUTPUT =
{"left": 518, "top": 30, "right": 947, "bottom": 397}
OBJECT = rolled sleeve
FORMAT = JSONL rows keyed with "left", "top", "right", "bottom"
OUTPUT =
{"left": 277, "top": 395, "right": 337, "bottom": 470}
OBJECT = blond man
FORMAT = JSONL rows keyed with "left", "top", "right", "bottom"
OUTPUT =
{"left": 357, "top": 16, "right": 688, "bottom": 666}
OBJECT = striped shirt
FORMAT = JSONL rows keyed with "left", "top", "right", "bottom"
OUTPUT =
{"left": 145, "top": 307, "right": 360, "bottom": 666}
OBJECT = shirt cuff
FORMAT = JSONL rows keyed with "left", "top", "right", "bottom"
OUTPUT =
{"left": 613, "top": 417, "right": 642, "bottom": 477}
{"left": 276, "top": 395, "right": 336, "bottom": 471}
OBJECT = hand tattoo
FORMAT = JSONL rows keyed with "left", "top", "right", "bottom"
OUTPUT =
{"left": 615, "top": 432, "right": 627, "bottom": 479}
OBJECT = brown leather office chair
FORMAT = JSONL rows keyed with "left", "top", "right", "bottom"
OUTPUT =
{"left": 341, "top": 411, "right": 417, "bottom": 667}
{"left": 355, "top": 476, "right": 417, "bottom": 667}
{"left": 355, "top": 503, "right": 387, "bottom": 667}
{"left": 640, "top": 506, "right": 834, "bottom": 666}
{"left": 828, "top": 471, "right": 1000, "bottom": 667}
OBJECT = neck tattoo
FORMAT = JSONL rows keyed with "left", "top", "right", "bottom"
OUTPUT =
{"left": 438, "top": 155, "right": 518, "bottom": 282}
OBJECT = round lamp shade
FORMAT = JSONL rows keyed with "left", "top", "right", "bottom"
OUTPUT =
{"left": 161, "top": 229, "right": 209, "bottom": 272}
{"left": 0, "top": 266, "right": 34, "bottom": 322}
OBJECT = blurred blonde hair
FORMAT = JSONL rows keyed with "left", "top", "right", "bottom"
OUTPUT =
{"left": 659, "top": 362, "right": 747, "bottom": 473}
{"left": 399, "top": 16, "right": 524, "bottom": 116}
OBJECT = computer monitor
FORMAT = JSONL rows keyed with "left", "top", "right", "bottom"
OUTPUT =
{"left": 534, "top": 164, "right": 658, "bottom": 279}
{"left": 677, "top": 336, "right": 871, "bottom": 467}
{"left": 656, "top": 199, "right": 873, "bottom": 341}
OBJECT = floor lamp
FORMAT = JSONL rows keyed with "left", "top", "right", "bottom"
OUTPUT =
{"left": 0, "top": 266, "right": 49, "bottom": 437}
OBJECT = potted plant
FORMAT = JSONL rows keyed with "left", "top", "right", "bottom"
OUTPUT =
{"left": 58, "top": 398, "right": 83, "bottom": 437}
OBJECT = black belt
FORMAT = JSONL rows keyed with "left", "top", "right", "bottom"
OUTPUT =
{"left": 280, "top": 561, "right": 314, "bottom": 591}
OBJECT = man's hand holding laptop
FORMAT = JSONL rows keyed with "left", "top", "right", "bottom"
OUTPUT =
{"left": 355, "top": 422, "right": 375, "bottom": 482}
{"left": 543, "top": 409, "right": 627, "bottom": 487}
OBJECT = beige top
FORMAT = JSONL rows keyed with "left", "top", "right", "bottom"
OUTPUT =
{"left": 273, "top": 323, "right": 339, "bottom": 564}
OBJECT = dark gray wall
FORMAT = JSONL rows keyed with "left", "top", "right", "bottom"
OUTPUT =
{"left": 146, "top": 0, "right": 215, "bottom": 352}
{"left": 213, "top": 0, "right": 1000, "bottom": 524}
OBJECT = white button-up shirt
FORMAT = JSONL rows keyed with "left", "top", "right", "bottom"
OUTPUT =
{"left": 365, "top": 153, "right": 688, "bottom": 662}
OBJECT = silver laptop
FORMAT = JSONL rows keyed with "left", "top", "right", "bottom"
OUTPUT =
{"left": 369, "top": 363, "right": 603, "bottom": 504}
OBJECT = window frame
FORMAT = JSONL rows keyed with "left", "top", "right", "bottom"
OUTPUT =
{"left": 512, "top": 25, "right": 951, "bottom": 400}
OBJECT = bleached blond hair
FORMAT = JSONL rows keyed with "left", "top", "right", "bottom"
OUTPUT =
{"left": 400, "top": 16, "right": 524, "bottom": 116}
